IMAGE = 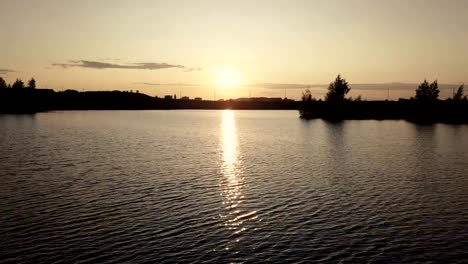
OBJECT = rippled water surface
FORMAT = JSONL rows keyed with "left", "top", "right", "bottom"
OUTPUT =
{"left": 1, "top": 110, "right": 467, "bottom": 263}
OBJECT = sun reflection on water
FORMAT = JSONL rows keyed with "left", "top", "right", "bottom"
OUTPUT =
{"left": 221, "top": 110, "right": 241, "bottom": 204}
{"left": 220, "top": 110, "right": 257, "bottom": 245}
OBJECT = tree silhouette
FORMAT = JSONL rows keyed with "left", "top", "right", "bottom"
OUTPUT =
{"left": 12, "top": 79, "right": 25, "bottom": 89}
{"left": 302, "top": 88, "right": 313, "bottom": 102}
{"left": 453, "top": 84, "right": 467, "bottom": 101}
{"left": 27, "top": 78, "right": 36, "bottom": 89}
{"left": 325, "top": 74, "right": 350, "bottom": 102}
{"left": 415, "top": 79, "right": 439, "bottom": 101}
{"left": 0, "top": 77, "right": 7, "bottom": 89}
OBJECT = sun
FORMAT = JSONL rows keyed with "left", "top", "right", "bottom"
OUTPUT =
{"left": 216, "top": 68, "right": 241, "bottom": 89}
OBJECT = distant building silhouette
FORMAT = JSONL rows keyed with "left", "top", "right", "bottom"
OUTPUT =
{"left": 236, "top": 97, "right": 284, "bottom": 102}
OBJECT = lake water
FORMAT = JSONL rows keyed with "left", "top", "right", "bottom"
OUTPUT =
{"left": 0, "top": 110, "right": 467, "bottom": 263}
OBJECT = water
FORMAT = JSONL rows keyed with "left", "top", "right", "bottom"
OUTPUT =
{"left": 0, "top": 110, "right": 467, "bottom": 263}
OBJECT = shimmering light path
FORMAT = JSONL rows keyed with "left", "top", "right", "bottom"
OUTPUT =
{"left": 0, "top": 110, "right": 467, "bottom": 263}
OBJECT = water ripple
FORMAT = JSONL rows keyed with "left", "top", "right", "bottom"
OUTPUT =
{"left": 0, "top": 111, "right": 467, "bottom": 263}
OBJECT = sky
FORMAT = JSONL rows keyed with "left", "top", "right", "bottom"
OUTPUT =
{"left": 1, "top": 0, "right": 467, "bottom": 100}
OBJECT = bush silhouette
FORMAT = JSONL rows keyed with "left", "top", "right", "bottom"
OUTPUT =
{"left": 453, "top": 84, "right": 467, "bottom": 101}
{"left": 302, "top": 88, "right": 313, "bottom": 102}
{"left": 12, "top": 79, "right": 25, "bottom": 89}
{"left": 415, "top": 80, "right": 439, "bottom": 101}
{"left": 0, "top": 77, "right": 6, "bottom": 89}
{"left": 27, "top": 78, "right": 36, "bottom": 89}
{"left": 325, "top": 75, "right": 350, "bottom": 102}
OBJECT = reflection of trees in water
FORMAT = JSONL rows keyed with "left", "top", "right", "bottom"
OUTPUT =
{"left": 409, "top": 124, "right": 461, "bottom": 191}
{"left": 411, "top": 124, "right": 437, "bottom": 177}
{"left": 323, "top": 120, "right": 346, "bottom": 161}
{"left": 321, "top": 120, "right": 356, "bottom": 191}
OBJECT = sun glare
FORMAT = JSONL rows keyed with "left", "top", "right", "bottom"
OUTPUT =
{"left": 216, "top": 68, "right": 241, "bottom": 89}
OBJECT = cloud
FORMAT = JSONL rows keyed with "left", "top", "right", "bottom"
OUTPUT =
{"left": 250, "top": 82, "right": 464, "bottom": 91}
{"left": 247, "top": 83, "right": 317, "bottom": 89}
{"left": 99, "top": 58, "right": 121, "bottom": 61}
{"left": 184, "top": 67, "right": 203, "bottom": 72}
{"left": 52, "top": 60, "right": 194, "bottom": 70}
{"left": 349, "top": 83, "right": 462, "bottom": 91}
{"left": 0, "top": 69, "right": 16, "bottom": 75}
{"left": 134, "top": 82, "right": 201, "bottom": 87}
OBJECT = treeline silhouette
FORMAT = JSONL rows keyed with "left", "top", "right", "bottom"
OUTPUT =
{"left": 0, "top": 77, "right": 297, "bottom": 113}
{"left": 0, "top": 77, "right": 36, "bottom": 89}
{"left": 299, "top": 75, "right": 468, "bottom": 124}
{"left": 1, "top": 76, "right": 468, "bottom": 123}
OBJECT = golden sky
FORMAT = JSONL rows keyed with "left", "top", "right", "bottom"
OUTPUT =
{"left": 1, "top": 0, "right": 467, "bottom": 100}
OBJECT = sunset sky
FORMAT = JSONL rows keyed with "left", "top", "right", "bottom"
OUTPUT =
{"left": 1, "top": 0, "right": 467, "bottom": 100}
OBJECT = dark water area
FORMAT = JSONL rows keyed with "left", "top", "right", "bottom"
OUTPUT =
{"left": 0, "top": 110, "right": 467, "bottom": 263}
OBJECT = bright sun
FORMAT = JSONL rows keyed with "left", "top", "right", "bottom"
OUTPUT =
{"left": 216, "top": 68, "right": 241, "bottom": 89}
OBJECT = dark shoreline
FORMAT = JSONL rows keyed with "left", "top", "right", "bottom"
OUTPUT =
{"left": 1, "top": 89, "right": 468, "bottom": 124}
{"left": 0, "top": 89, "right": 298, "bottom": 113}
{"left": 299, "top": 100, "right": 468, "bottom": 125}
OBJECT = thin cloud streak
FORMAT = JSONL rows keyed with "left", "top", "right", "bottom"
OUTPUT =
{"left": 134, "top": 82, "right": 201, "bottom": 87}
{"left": 246, "top": 83, "right": 314, "bottom": 89}
{"left": 350, "top": 83, "right": 463, "bottom": 91}
{"left": 249, "top": 82, "right": 464, "bottom": 91}
{"left": 0, "top": 69, "right": 16, "bottom": 75}
{"left": 52, "top": 60, "right": 199, "bottom": 71}
{"left": 184, "top": 67, "right": 203, "bottom": 72}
